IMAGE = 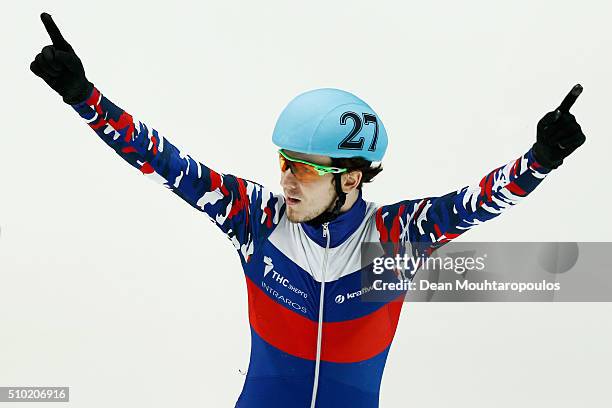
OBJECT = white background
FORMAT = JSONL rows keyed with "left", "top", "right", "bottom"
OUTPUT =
{"left": 1, "top": 1, "right": 611, "bottom": 407}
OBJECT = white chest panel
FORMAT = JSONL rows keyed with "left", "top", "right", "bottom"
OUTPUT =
{"left": 268, "top": 201, "right": 382, "bottom": 282}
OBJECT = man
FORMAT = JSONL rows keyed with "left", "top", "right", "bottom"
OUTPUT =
{"left": 30, "top": 12, "right": 586, "bottom": 408}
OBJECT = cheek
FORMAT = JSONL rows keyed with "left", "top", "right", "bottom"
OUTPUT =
{"left": 310, "top": 177, "right": 335, "bottom": 200}
{"left": 295, "top": 176, "right": 334, "bottom": 204}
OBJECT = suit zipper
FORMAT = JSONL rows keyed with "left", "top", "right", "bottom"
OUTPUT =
{"left": 309, "top": 222, "right": 330, "bottom": 408}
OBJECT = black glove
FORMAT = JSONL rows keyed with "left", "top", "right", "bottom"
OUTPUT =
{"left": 532, "top": 84, "right": 587, "bottom": 169}
{"left": 30, "top": 12, "right": 93, "bottom": 105}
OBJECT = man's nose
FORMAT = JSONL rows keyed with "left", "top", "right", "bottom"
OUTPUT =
{"left": 280, "top": 168, "right": 298, "bottom": 188}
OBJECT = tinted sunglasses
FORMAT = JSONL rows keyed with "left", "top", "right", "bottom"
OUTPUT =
{"left": 278, "top": 149, "right": 347, "bottom": 182}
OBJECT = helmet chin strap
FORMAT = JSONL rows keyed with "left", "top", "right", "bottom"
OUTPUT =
{"left": 304, "top": 173, "right": 347, "bottom": 227}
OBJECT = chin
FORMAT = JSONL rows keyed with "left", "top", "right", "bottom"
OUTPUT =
{"left": 286, "top": 206, "right": 313, "bottom": 224}
{"left": 286, "top": 210, "right": 306, "bottom": 224}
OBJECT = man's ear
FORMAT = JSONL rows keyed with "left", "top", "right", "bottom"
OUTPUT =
{"left": 342, "top": 170, "right": 362, "bottom": 193}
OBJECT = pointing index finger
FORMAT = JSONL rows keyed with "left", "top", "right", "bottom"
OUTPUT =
{"left": 557, "top": 84, "right": 583, "bottom": 114}
{"left": 40, "top": 12, "right": 70, "bottom": 51}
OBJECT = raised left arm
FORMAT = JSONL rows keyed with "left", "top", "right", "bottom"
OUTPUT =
{"left": 376, "top": 85, "right": 587, "bottom": 260}
{"left": 377, "top": 146, "right": 552, "bottom": 258}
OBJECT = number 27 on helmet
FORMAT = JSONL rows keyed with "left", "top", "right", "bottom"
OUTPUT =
{"left": 272, "top": 88, "right": 389, "bottom": 169}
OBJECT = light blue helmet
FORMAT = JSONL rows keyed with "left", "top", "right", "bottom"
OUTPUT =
{"left": 272, "top": 88, "right": 388, "bottom": 162}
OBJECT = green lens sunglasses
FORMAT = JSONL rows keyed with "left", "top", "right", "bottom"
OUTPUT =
{"left": 278, "top": 149, "right": 348, "bottom": 177}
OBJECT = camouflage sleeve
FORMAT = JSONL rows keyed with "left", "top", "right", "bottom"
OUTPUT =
{"left": 376, "top": 148, "right": 552, "bottom": 257}
{"left": 70, "top": 86, "right": 284, "bottom": 263}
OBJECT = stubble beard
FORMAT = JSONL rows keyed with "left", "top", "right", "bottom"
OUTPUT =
{"left": 286, "top": 192, "right": 338, "bottom": 224}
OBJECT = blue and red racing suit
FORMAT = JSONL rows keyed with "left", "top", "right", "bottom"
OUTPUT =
{"left": 70, "top": 86, "right": 553, "bottom": 407}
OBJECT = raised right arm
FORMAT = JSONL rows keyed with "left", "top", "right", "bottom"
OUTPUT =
{"left": 70, "top": 85, "right": 284, "bottom": 262}
{"left": 30, "top": 13, "right": 284, "bottom": 263}
{"left": 72, "top": 87, "right": 284, "bottom": 261}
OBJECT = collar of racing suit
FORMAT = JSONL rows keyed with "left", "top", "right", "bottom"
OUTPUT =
{"left": 300, "top": 189, "right": 367, "bottom": 248}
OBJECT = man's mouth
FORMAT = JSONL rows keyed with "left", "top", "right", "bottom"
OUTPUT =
{"left": 286, "top": 196, "right": 301, "bottom": 206}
